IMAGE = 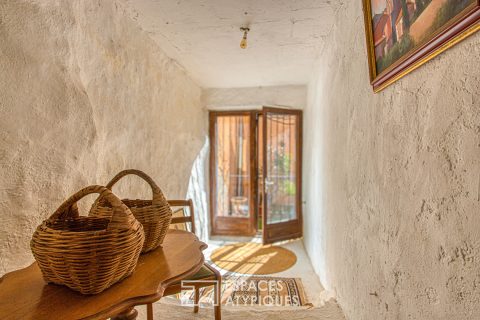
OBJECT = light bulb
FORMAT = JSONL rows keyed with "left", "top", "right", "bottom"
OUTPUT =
{"left": 240, "top": 27, "right": 249, "bottom": 49}
{"left": 240, "top": 35, "right": 248, "bottom": 49}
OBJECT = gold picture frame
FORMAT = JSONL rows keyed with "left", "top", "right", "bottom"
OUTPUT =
{"left": 362, "top": 0, "right": 480, "bottom": 93}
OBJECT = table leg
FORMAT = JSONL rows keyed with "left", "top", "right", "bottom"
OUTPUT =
{"left": 194, "top": 286, "right": 200, "bottom": 313}
{"left": 111, "top": 307, "right": 138, "bottom": 320}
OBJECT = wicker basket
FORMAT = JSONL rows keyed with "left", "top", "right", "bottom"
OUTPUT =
{"left": 90, "top": 169, "right": 172, "bottom": 253}
{"left": 31, "top": 185, "right": 145, "bottom": 295}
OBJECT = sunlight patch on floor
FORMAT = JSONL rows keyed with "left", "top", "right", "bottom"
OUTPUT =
{"left": 205, "top": 237, "right": 333, "bottom": 307}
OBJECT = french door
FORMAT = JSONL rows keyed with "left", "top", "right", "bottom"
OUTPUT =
{"left": 260, "top": 108, "right": 302, "bottom": 244}
{"left": 209, "top": 108, "right": 302, "bottom": 243}
{"left": 209, "top": 111, "right": 257, "bottom": 236}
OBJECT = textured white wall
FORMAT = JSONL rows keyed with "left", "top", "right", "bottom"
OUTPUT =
{"left": 303, "top": 1, "right": 480, "bottom": 319}
{"left": 203, "top": 85, "right": 307, "bottom": 110}
{"left": 0, "top": 0, "right": 206, "bottom": 274}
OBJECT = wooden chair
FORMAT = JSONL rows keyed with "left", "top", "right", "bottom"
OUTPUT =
{"left": 145, "top": 199, "right": 221, "bottom": 320}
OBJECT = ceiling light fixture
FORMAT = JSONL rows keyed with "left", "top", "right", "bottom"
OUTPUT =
{"left": 240, "top": 27, "right": 250, "bottom": 49}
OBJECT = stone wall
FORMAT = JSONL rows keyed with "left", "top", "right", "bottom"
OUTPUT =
{"left": 303, "top": 2, "right": 480, "bottom": 319}
{"left": 0, "top": 0, "right": 206, "bottom": 274}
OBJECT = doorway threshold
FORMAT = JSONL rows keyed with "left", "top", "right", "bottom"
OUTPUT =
{"left": 209, "top": 233, "right": 261, "bottom": 244}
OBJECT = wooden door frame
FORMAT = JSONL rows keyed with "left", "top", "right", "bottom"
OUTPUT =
{"left": 261, "top": 107, "right": 303, "bottom": 244}
{"left": 209, "top": 111, "right": 257, "bottom": 236}
{"left": 208, "top": 108, "right": 303, "bottom": 242}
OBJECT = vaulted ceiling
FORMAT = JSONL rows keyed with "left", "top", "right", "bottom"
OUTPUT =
{"left": 123, "top": 0, "right": 336, "bottom": 88}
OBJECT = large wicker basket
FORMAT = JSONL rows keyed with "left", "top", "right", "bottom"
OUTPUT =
{"left": 90, "top": 169, "right": 172, "bottom": 253}
{"left": 31, "top": 185, "right": 145, "bottom": 295}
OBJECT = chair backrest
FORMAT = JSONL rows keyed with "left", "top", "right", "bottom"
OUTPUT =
{"left": 167, "top": 199, "right": 196, "bottom": 234}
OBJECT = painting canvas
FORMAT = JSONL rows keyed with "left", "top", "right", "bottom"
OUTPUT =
{"left": 363, "top": 0, "right": 480, "bottom": 92}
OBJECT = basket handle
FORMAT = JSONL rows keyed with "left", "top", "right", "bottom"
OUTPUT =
{"left": 105, "top": 169, "right": 166, "bottom": 205}
{"left": 49, "top": 185, "right": 136, "bottom": 230}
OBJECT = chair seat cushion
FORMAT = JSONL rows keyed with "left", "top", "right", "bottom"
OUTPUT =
{"left": 188, "top": 265, "right": 216, "bottom": 280}
{"left": 170, "top": 265, "right": 216, "bottom": 286}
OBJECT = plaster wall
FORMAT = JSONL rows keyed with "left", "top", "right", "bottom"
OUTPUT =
{"left": 303, "top": 1, "right": 480, "bottom": 319}
{"left": 0, "top": 0, "right": 206, "bottom": 274}
{"left": 203, "top": 85, "right": 307, "bottom": 110}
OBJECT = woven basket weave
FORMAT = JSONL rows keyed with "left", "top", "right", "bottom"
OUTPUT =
{"left": 30, "top": 185, "right": 145, "bottom": 295}
{"left": 90, "top": 169, "right": 172, "bottom": 253}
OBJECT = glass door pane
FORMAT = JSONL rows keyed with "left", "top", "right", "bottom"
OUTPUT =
{"left": 266, "top": 113, "right": 297, "bottom": 223}
{"left": 262, "top": 109, "right": 302, "bottom": 244}
{"left": 210, "top": 112, "right": 256, "bottom": 236}
{"left": 215, "top": 115, "right": 250, "bottom": 217}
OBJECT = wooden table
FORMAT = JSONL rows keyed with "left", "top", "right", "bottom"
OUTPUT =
{"left": 0, "top": 229, "right": 207, "bottom": 320}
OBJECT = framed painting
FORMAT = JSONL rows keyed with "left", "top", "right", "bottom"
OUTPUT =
{"left": 363, "top": 0, "right": 480, "bottom": 92}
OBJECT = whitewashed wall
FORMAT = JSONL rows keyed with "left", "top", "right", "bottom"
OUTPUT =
{"left": 303, "top": 1, "right": 480, "bottom": 319}
{"left": 0, "top": 0, "right": 206, "bottom": 274}
{"left": 203, "top": 85, "right": 307, "bottom": 110}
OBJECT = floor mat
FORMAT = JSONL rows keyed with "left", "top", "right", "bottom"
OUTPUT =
{"left": 137, "top": 298, "right": 346, "bottom": 320}
{"left": 210, "top": 242, "right": 297, "bottom": 274}
{"left": 183, "top": 276, "right": 310, "bottom": 307}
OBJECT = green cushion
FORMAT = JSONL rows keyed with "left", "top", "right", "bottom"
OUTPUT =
{"left": 188, "top": 265, "right": 216, "bottom": 280}
{"left": 171, "top": 265, "right": 215, "bottom": 285}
